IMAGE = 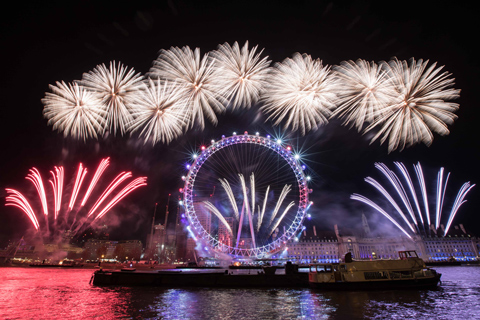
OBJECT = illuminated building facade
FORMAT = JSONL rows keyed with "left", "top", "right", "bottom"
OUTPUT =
{"left": 286, "top": 223, "right": 479, "bottom": 264}
{"left": 286, "top": 226, "right": 339, "bottom": 263}
{"left": 287, "top": 237, "right": 339, "bottom": 264}
{"left": 422, "top": 225, "right": 478, "bottom": 261}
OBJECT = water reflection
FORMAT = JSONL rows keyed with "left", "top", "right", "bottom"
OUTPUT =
{"left": 0, "top": 266, "right": 479, "bottom": 319}
{"left": 141, "top": 288, "right": 336, "bottom": 320}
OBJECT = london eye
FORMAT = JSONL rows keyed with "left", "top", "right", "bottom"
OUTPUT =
{"left": 181, "top": 132, "right": 310, "bottom": 258}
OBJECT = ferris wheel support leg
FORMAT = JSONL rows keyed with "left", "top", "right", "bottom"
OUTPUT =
{"left": 247, "top": 203, "right": 256, "bottom": 248}
{"left": 236, "top": 202, "right": 245, "bottom": 248}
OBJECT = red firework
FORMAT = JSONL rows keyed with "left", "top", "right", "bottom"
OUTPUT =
{"left": 5, "top": 157, "right": 147, "bottom": 237}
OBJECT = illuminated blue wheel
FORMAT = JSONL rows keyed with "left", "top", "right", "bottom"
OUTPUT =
{"left": 182, "top": 132, "right": 310, "bottom": 258}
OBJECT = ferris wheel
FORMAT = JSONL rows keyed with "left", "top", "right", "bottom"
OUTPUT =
{"left": 181, "top": 131, "right": 311, "bottom": 258}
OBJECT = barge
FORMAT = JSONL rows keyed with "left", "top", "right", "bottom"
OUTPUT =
{"left": 91, "top": 262, "right": 309, "bottom": 288}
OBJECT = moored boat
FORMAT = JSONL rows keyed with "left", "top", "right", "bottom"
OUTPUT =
{"left": 309, "top": 251, "right": 441, "bottom": 290}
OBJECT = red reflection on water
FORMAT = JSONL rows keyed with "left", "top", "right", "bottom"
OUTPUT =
{"left": 0, "top": 268, "right": 133, "bottom": 319}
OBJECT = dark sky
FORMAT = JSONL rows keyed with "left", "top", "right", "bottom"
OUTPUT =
{"left": 1, "top": 1, "right": 478, "bottom": 244}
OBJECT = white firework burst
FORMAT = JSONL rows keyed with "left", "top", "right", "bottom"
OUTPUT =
{"left": 332, "top": 59, "right": 396, "bottom": 131}
{"left": 81, "top": 61, "right": 145, "bottom": 136}
{"left": 212, "top": 41, "right": 271, "bottom": 109}
{"left": 148, "top": 46, "right": 226, "bottom": 129}
{"left": 129, "top": 79, "right": 187, "bottom": 145}
{"left": 365, "top": 58, "right": 460, "bottom": 152}
{"left": 42, "top": 81, "right": 106, "bottom": 141}
{"left": 261, "top": 53, "right": 337, "bottom": 135}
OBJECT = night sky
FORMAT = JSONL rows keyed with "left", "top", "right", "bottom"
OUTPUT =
{"left": 1, "top": 1, "right": 478, "bottom": 244}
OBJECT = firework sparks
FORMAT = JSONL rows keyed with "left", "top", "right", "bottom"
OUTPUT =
{"left": 93, "top": 177, "right": 147, "bottom": 221}
{"left": 42, "top": 81, "right": 106, "bottom": 141}
{"left": 365, "top": 58, "right": 460, "bottom": 152}
{"left": 261, "top": 53, "right": 337, "bottom": 135}
{"left": 80, "top": 158, "right": 109, "bottom": 206}
{"left": 207, "top": 172, "right": 295, "bottom": 248}
{"left": 352, "top": 162, "right": 475, "bottom": 236}
{"left": 81, "top": 61, "right": 145, "bottom": 136}
{"left": 129, "top": 79, "right": 187, "bottom": 144}
{"left": 257, "top": 185, "right": 270, "bottom": 232}
{"left": 87, "top": 172, "right": 133, "bottom": 217}
{"left": 332, "top": 59, "right": 395, "bottom": 131}
{"left": 250, "top": 173, "right": 256, "bottom": 219}
{"left": 267, "top": 184, "right": 292, "bottom": 227}
{"left": 375, "top": 163, "right": 419, "bottom": 227}
{"left": 218, "top": 178, "right": 239, "bottom": 220}
{"left": 212, "top": 41, "right": 271, "bottom": 109}
{"left": 268, "top": 201, "right": 295, "bottom": 236}
{"left": 49, "top": 166, "right": 64, "bottom": 219}
{"left": 435, "top": 167, "right": 450, "bottom": 229}
{"left": 394, "top": 162, "right": 424, "bottom": 226}
{"left": 68, "top": 163, "right": 87, "bottom": 212}
{"left": 350, "top": 194, "right": 412, "bottom": 239}
{"left": 5, "top": 189, "right": 40, "bottom": 230}
{"left": 203, "top": 201, "right": 234, "bottom": 237}
{"left": 444, "top": 182, "right": 476, "bottom": 235}
{"left": 362, "top": 176, "right": 415, "bottom": 233}
{"left": 148, "top": 46, "right": 226, "bottom": 129}
{"left": 414, "top": 163, "right": 431, "bottom": 226}
{"left": 4, "top": 158, "right": 147, "bottom": 240}
{"left": 26, "top": 168, "right": 49, "bottom": 217}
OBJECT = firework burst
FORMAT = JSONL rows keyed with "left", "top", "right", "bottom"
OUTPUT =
{"left": 365, "top": 58, "right": 460, "bottom": 152}
{"left": 212, "top": 41, "right": 271, "bottom": 109}
{"left": 261, "top": 53, "right": 337, "bottom": 135}
{"left": 5, "top": 158, "right": 147, "bottom": 241}
{"left": 351, "top": 162, "right": 475, "bottom": 237}
{"left": 148, "top": 46, "right": 226, "bottom": 129}
{"left": 81, "top": 61, "right": 145, "bottom": 136}
{"left": 332, "top": 59, "right": 396, "bottom": 131}
{"left": 129, "top": 79, "right": 188, "bottom": 144}
{"left": 42, "top": 81, "right": 106, "bottom": 141}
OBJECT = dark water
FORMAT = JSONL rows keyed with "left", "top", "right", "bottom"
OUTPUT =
{"left": 1, "top": 266, "right": 479, "bottom": 319}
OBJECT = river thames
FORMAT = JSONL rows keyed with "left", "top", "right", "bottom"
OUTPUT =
{"left": 0, "top": 266, "right": 479, "bottom": 319}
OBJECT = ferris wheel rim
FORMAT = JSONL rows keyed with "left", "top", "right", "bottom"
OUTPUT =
{"left": 182, "top": 132, "right": 310, "bottom": 258}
